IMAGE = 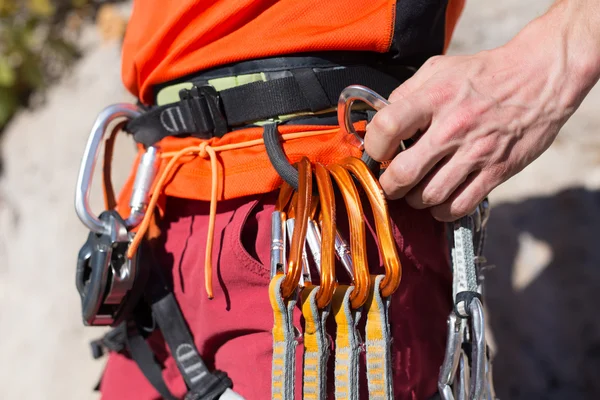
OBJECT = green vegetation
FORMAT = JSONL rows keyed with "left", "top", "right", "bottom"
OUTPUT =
{"left": 0, "top": 0, "right": 103, "bottom": 130}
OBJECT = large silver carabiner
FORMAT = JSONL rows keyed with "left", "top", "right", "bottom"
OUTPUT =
{"left": 75, "top": 104, "right": 158, "bottom": 235}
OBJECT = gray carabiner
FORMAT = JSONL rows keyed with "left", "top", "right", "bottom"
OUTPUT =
{"left": 270, "top": 211, "right": 287, "bottom": 278}
{"left": 455, "top": 350, "right": 470, "bottom": 400}
{"left": 469, "top": 298, "right": 486, "bottom": 400}
{"left": 306, "top": 219, "right": 322, "bottom": 272}
{"left": 126, "top": 145, "right": 160, "bottom": 228}
{"left": 285, "top": 218, "right": 311, "bottom": 286}
{"left": 438, "top": 313, "right": 464, "bottom": 400}
{"left": 75, "top": 104, "right": 158, "bottom": 235}
{"left": 334, "top": 231, "right": 355, "bottom": 280}
{"left": 338, "top": 85, "right": 390, "bottom": 148}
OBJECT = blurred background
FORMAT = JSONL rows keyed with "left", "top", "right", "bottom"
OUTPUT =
{"left": 1, "top": 0, "right": 600, "bottom": 399}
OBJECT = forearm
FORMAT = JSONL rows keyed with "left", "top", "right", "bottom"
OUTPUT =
{"left": 504, "top": 0, "right": 600, "bottom": 105}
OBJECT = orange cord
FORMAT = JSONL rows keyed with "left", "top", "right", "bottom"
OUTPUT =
{"left": 127, "top": 127, "right": 340, "bottom": 299}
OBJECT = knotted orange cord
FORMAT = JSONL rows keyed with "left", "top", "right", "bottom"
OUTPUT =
{"left": 127, "top": 127, "right": 340, "bottom": 299}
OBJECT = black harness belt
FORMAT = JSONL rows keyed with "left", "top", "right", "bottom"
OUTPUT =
{"left": 126, "top": 65, "right": 411, "bottom": 146}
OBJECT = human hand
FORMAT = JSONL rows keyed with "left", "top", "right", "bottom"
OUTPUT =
{"left": 364, "top": 2, "right": 600, "bottom": 221}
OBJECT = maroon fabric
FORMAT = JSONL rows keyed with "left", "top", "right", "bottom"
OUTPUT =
{"left": 100, "top": 191, "right": 452, "bottom": 400}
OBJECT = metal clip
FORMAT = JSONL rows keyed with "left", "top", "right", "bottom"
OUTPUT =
{"left": 334, "top": 232, "right": 355, "bottom": 280}
{"left": 469, "top": 298, "right": 487, "bottom": 400}
{"left": 438, "top": 313, "right": 464, "bottom": 400}
{"left": 440, "top": 201, "right": 493, "bottom": 400}
{"left": 306, "top": 219, "right": 322, "bottom": 272}
{"left": 270, "top": 211, "right": 286, "bottom": 278}
{"left": 75, "top": 104, "right": 158, "bottom": 235}
{"left": 338, "top": 85, "right": 390, "bottom": 148}
{"left": 286, "top": 218, "right": 311, "bottom": 286}
{"left": 438, "top": 304, "right": 487, "bottom": 400}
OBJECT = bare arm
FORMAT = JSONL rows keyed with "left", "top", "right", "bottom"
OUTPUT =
{"left": 364, "top": 0, "right": 600, "bottom": 221}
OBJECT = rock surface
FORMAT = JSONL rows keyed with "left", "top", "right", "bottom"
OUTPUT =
{"left": 1, "top": 0, "right": 599, "bottom": 398}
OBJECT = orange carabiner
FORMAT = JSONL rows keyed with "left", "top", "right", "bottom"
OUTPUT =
{"left": 313, "top": 163, "right": 336, "bottom": 309}
{"left": 280, "top": 157, "right": 312, "bottom": 299}
{"left": 342, "top": 157, "right": 402, "bottom": 298}
{"left": 276, "top": 181, "right": 295, "bottom": 212}
{"left": 328, "top": 163, "right": 371, "bottom": 309}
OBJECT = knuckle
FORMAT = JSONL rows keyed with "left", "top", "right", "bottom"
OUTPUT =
{"left": 388, "top": 161, "right": 418, "bottom": 187}
{"left": 429, "top": 129, "right": 456, "bottom": 150}
{"left": 421, "top": 186, "right": 445, "bottom": 206}
{"left": 469, "top": 138, "right": 496, "bottom": 165}
{"left": 424, "top": 55, "right": 443, "bottom": 68}
{"left": 451, "top": 108, "right": 476, "bottom": 134}
{"left": 389, "top": 86, "right": 409, "bottom": 103}
{"left": 425, "top": 84, "right": 454, "bottom": 108}
{"left": 370, "top": 108, "right": 400, "bottom": 140}
{"left": 451, "top": 198, "right": 477, "bottom": 219}
{"left": 485, "top": 162, "right": 510, "bottom": 183}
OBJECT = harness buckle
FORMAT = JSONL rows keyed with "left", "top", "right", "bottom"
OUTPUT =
{"left": 179, "top": 85, "right": 228, "bottom": 138}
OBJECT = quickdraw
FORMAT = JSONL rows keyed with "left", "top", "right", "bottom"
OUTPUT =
{"left": 438, "top": 201, "right": 498, "bottom": 400}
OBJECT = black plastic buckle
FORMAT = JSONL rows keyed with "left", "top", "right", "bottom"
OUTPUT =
{"left": 76, "top": 211, "right": 145, "bottom": 326}
{"left": 179, "top": 85, "right": 228, "bottom": 138}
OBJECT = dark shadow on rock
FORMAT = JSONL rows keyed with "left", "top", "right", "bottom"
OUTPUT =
{"left": 485, "top": 187, "right": 600, "bottom": 400}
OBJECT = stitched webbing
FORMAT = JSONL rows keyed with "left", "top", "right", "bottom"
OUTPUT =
{"left": 364, "top": 275, "right": 394, "bottom": 400}
{"left": 300, "top": 285, "right": 330, "bottom": 400}
{"left": 451, "top": 216, "right": 479, "bottom": 318}
{"left": 331, "top": 285, "right": 361, "bottom": 400}
{"left": 269, "top": 275, "right": 298, "bottom": 400}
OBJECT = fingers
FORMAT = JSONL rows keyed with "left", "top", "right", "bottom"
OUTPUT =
{"left": 429, "top": 170, "right": 494, "bottom": 222}
{"left": 378, "top": 134, "right": 454, "bottom": 200}
{"left": 404, "top": 154, "right": 474, "bottom": 210}
{"left": 364, "top": 90, "right": 433, "bottom": 162}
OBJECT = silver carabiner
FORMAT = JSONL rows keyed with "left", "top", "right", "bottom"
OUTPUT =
{"left": 270, "top": 211, "right": 287, "bottom": 278}
{"left": 438, "top": 313, "right": 464, "bottom": 400}
{"left": 338, "top": 85, "right": 390, "bottom": 148}
{"left": 285, "top": 218, "right": 311, "bottom": 286}
{"left": 75, "top": 104, "right": 158, "bottom": 235}
{"left": 469, "top": 298, "right": 486, "bottom": 400}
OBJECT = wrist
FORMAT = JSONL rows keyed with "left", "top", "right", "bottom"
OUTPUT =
{"left": 536, "top": 1, "right": 600, "bottom": 96}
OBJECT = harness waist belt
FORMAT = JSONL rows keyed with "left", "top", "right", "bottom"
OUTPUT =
{"left": 126, "top": 65, "right": 411, "bottom": 147}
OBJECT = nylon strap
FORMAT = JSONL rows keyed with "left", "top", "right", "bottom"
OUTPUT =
{"left": 269, "top": 275, "right": 299, "bottom": 400}
{"left": 126, "top": 66, "right": 409, "bottom": 146}
{"left": 300, "top": 285, "right": 330, "bottom": 400}
{"left": 451, "top": 216, "right": 479, "bottom": 318}
{"left": 143, "top": 250, "right": 237, "bottom": 400}
{"left": 125, "top": 323, "right": 179, "bottom": 400}
{"left": 364, "top": 275, "right": 394, "bottom": 400}
{"left": 331, "top": 285, "right": 362, "bottom": 400}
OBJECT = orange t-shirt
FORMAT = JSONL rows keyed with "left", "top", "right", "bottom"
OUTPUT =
{"left": 122, "top": 0, "right": 465, "bottom": 104}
